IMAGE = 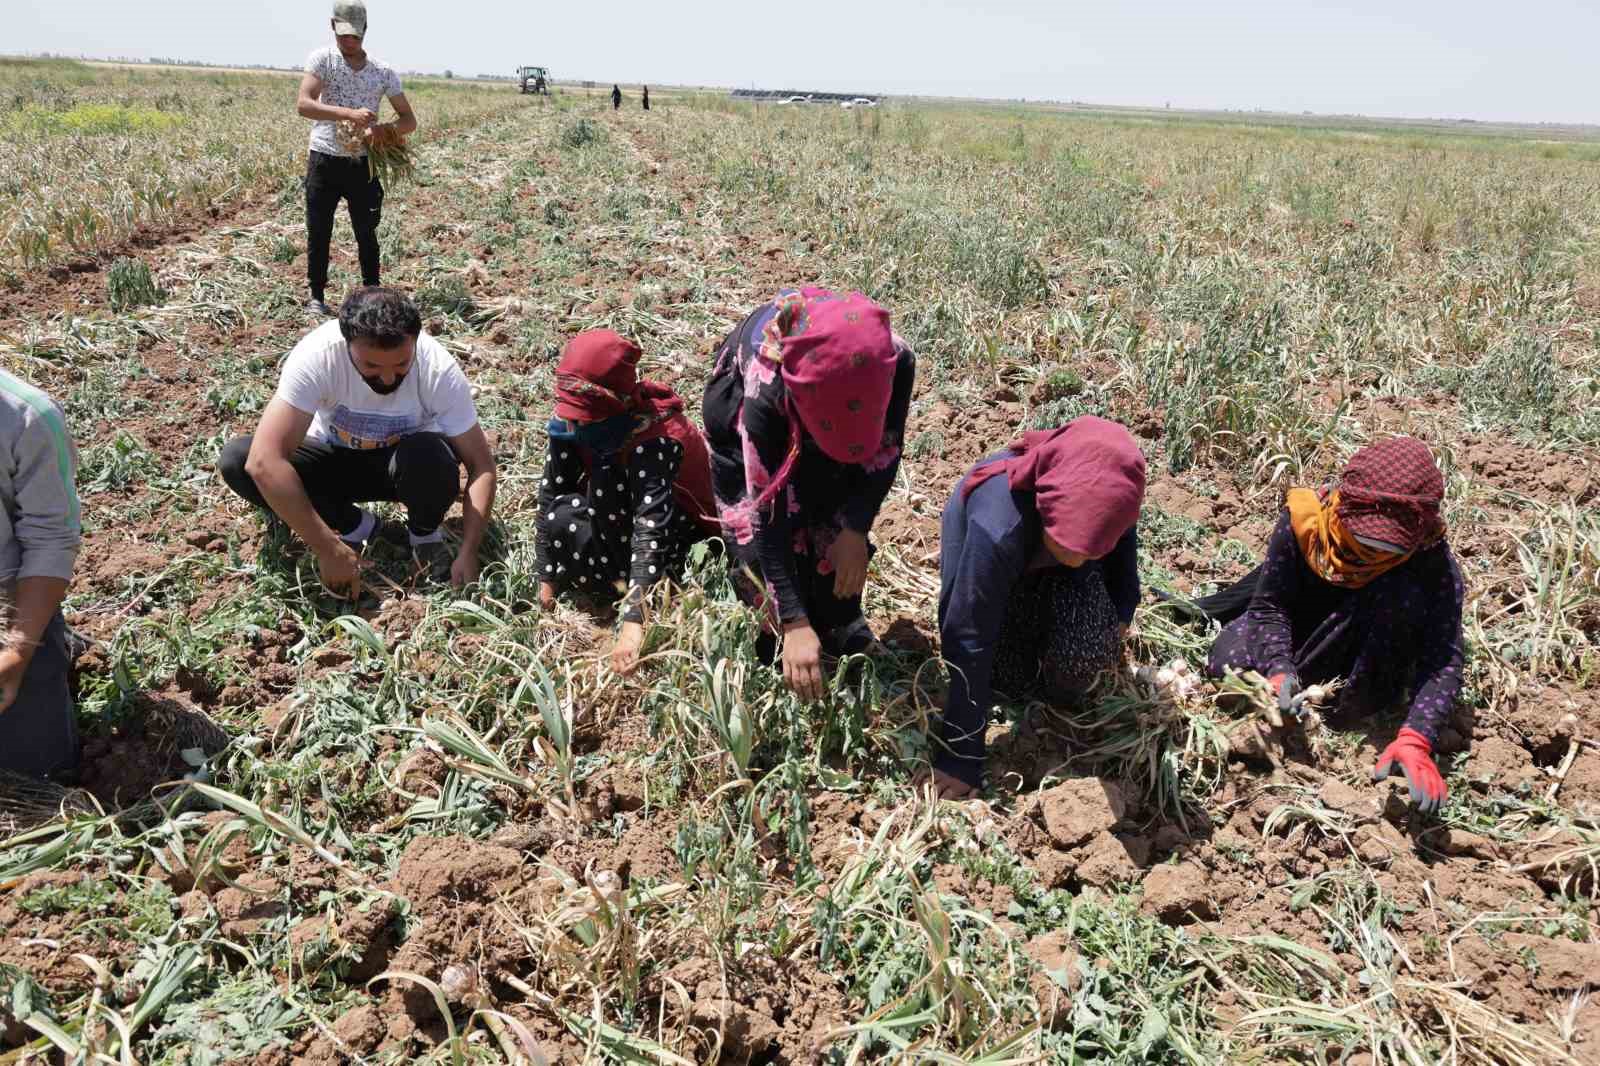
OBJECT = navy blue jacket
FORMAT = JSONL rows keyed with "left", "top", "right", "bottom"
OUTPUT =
{"left": 935, "top": 460, "right": 1139, "bottom": 787}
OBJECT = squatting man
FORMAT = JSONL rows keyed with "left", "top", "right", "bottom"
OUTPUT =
{"left": 219, "top": 287, "right": 496, "bottom": 597}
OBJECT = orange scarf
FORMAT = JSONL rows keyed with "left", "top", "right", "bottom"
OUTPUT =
{"left": 1286, "top": 488, "right": 1410, "bottom": 589}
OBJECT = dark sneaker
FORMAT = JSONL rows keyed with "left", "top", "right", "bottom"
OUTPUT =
{"left": 305, "top": 298, "right": 334, "bottom": 317}
{"left": 412, "top": 539, "right": 454, "bottom": 583}
{"left": 823, "top": 617, "right": 882, "bottom": 657}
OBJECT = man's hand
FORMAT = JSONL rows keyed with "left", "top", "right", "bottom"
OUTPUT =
{"left": 782, "top": 622, "right": 823, "bottom": 702}
{"left": 450, "top": 551, "right": 480, "bottom": 590}
{"left": 0, "top": 645, "right": 31, "bottom": 715}
{"left": 347, "top": 107, "right": 378, "bottom": 128}
{"left": 830, "top": 529, "right": 869, "bottom": 599}
{"left": 316, "top": 540, "right": 363, "bottom": 599}
{"left": 538, "top": 581, "right": 558, "bottom": 610}
{"left": 611, "top": 621, "right": 645, "bottom": 676}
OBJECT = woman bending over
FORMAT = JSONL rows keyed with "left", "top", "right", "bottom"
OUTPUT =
{"left": 930, "top": 417, "right": 1146, "bottom": 798}
{"left": 703, "top": 288, "right": 915, "bottom": 700}
{"left": 536, "top": 330, "right": 718, "bottom": 673}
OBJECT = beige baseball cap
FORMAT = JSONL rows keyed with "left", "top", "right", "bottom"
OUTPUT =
{"left": 332, "top": 1, "right": 367, "bottom": 37}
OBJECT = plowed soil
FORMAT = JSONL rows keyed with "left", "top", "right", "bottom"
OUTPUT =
{"left": 3, "top": 95, "right": 1598, "bottom": 1064}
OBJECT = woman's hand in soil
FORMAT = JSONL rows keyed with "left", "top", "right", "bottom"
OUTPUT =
{"left": 782, "top": 621, "right": 824, "bottom": 701}
{"left": 914, "top": 767, "right": 977, "bottom": 801}
{"left": 830, "top": 529, "right": 870, "bottom": 598}
{"left": 1372, "top": 727, "right": 1447, "bottom": 815}
{"left": 611, "top": 621, "right": 645, "bottom": 675}
{"left": 316, "top": 541, "right": 363, "bottom": 600}
{"left": 538, "top": 581, "right": 558, "bottom": 610}
{"left": 1268, "top": 672, "right": 1299, "bottom": 722}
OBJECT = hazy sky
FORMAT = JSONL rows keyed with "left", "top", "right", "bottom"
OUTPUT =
{"left": 7, "top": 0, "right": 1596, "bottom": 125}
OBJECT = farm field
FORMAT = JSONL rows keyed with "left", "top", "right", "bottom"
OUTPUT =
{"left": 2, "top": 56, "right": 1600, "bottom": 1064}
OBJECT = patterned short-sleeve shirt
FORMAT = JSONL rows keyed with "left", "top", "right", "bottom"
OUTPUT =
{"left": 305, "top": 47, "right": 403, "bottom": 158}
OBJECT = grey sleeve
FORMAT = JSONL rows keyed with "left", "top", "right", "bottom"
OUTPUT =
{"left": 12, "top": 404, "right": 81, "bottom": 582}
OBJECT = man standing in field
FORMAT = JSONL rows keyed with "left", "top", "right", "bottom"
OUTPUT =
{"left": 0, "top": 369, "right": 81, "bottom": 781}
{"left": 218, "top": 288, "right": 497, "bottom": 596}
{"left": 612, "top": 84, "right": 623, "bottom": 110}
{"left": 296, "top": 1, "right": 418, "bottom": 317}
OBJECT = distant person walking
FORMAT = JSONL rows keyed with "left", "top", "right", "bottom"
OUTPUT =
{"left": 296, "top": 1, "right": 418, "bottom": 317}
{"left": 642, "top": 86, "right": 650, "bottom": 111}
{"left": 612, "top": 84, "right": 622, "bottom": 110}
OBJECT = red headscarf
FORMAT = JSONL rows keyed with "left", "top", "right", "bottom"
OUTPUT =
{"left": 763, "top": 288, "right": 897, "bottom": 464}
{"left": 961, "top": 416, "right": 1146, "bottom": 558}
{"left": 554, "top": 330, "right": 718, "bottom": 533}
{"left": 555, "top": 330, "right": 680, "bottom": 421}
{"left": 1335, "top": 436, "right": 1446, "bottom": 552}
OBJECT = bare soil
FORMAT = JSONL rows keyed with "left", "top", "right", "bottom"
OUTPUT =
{"left": 3, "top": 104, "right": 1598, "bottom": 1063}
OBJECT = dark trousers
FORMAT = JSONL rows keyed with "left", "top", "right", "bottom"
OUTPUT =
{"left": 1, "top": 611, "right": 78, "bottom": 779}
{"left": 305, "top": 150, "right": 384, "bottom": 300}
{"left": 218, "top": 433, "right": 462, "bottom": 538}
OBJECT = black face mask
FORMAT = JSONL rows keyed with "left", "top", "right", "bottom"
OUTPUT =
{"left": 363, "top": 373, "right": 406, "bottom": 395}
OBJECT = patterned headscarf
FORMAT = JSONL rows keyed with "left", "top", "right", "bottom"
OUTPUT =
{"left": 961, "top": 416, "right": 1147, "bottom": 559}
{"left": 1336, "top": 436, "right": 1446, "bottom": 551}
{"left": 1285, "top": 437, "right": 1446, "bottom": 589}
{"left": 764, "top": 288, "right": 896, "bottom": 462}
{"left": 748, "top": 288, "right": 898, "bottom": 512}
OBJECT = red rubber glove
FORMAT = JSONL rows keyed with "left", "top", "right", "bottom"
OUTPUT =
{"left": 1267, "top": 672, "right": 1298, "bottom": 715}
{"left": 1372, "top": 727, "right": 1447, "bottom": 815}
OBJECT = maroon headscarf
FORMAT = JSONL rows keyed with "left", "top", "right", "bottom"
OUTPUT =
{"left": 554, "top": 330, "right": 682, "bottom": 421}
{"left": 764, "top": 288, "right": 897, "bottom": 465}
{"left": 1336, "top": 436, "right": 1446, "bottom": 551}
{"left": 962, "top": 416, "right": 1146, "bottom": 558}
{"left": 553, "top": 330, "right": 718, "bottom": 533}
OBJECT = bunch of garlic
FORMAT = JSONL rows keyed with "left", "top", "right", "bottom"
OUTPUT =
{"left": 1130, "top": 658, "right": 1201, "bottom": 701}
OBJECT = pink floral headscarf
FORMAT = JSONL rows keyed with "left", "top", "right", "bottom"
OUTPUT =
{"left": 747, "top": 287, "right": 897, "bottom": 512}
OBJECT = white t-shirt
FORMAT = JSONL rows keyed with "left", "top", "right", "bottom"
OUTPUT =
{"left": 305, "top": 46, "right": 404, "bottom": 157}
{"left": 276, "top": 321, "right": 478, "bottom": 449}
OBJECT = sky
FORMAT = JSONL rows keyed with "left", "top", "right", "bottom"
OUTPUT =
{"left": 7, "top": 0, "right": 1597, "bottom": 126}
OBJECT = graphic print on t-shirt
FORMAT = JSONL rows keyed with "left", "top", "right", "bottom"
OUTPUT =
{"left": 327, "top": 405, "right": 420, "bottom": 450}
{"left": 306, "top": 47, "right": 403, "bottom": 158}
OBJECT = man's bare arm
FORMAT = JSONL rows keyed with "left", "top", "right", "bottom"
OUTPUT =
{"left": 386, "top": 92, "right": 418, "bottom": 135}
{"left": 244, "top": 399, "right": 341, "bottom": 551}
{"left": 447, "top": 424, "right": 496, "bottom": 560}
{"left": 297, "top": 72, "right": 373, "bottom": 125}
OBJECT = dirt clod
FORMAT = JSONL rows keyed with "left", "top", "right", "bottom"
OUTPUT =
{"left": 1036, "top": 778, "right": 1127, "bottom": 849}
{"left": 1141, "top": 863, "right": 1218, "bottom": 924}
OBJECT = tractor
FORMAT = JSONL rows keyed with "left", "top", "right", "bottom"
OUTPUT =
{"left": 517, "top": 66, "right": 550, "bottom": 95}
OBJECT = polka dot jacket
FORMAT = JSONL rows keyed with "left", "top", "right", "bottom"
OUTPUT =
{"left": 534, "top": 436, "right": 698, "bottom": 624}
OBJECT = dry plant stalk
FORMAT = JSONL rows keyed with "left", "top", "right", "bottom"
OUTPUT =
{"left": 335, "top": 120, "right": 414, "bottom": 184}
